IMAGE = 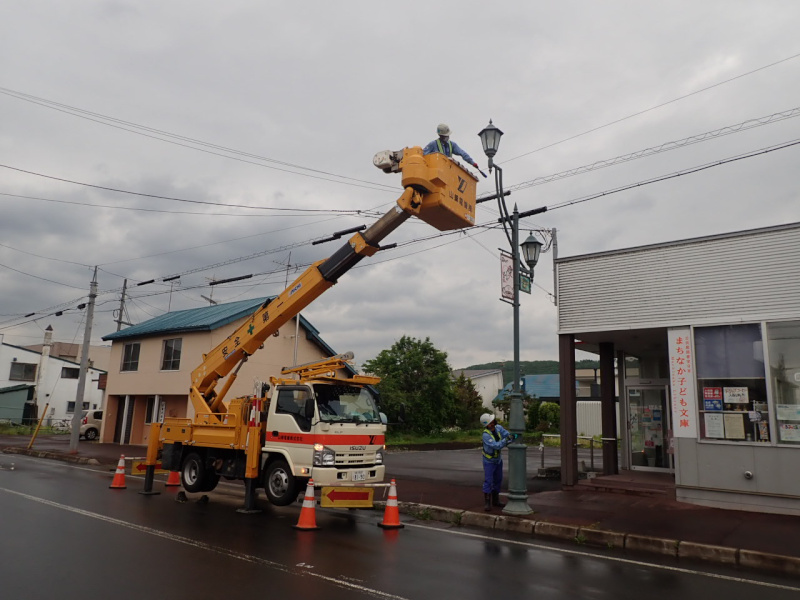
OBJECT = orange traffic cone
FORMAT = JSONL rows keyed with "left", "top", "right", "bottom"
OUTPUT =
{"left": 378, "top": 479, "right": 404, "bottom": 529}
{"left": 109, "top": 455, "right": 127, "bottom": 489}
{"left": 293, "top": 479, "right": 320, "bottom": 531}
{"left": 165, "top": 471, "right": 181, "bottom": 487}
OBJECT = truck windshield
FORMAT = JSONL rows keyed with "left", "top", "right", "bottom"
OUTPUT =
{"left": 313, "top": 384, "right": 380, "bottom": 424}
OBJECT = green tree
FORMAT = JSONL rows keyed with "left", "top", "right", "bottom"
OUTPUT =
{"left": 538, "top": 401, "right": 560, "bottom": 432}
{"left": 363, "top": 336, "right": 456, "bottom": 434}
{"left": 526, "top": 398, "right": 541, "bottom": 431}
{"left": 452, "top": 374, "right": 484, "bottom": 429}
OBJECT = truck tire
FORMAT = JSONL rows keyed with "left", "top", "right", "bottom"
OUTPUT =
{"left": 200, "top": 468, "right": 220, "bottom": 492}
{"left": 181, "top": 452, "right": 207, "bottom": 493}
{"left": 264, "top": 459, "right": 298, "bottom": 506}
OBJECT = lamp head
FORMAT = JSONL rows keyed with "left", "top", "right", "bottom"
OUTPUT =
{"left": 478, "top": 119, "right": 503, "bottom": 158}
{"left": 521, "top": 234, "right": 543, "bottom": 270}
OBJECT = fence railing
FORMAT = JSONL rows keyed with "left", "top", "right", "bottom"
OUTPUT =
{"left": 539, "top": 433, "right": 618, "bottom": 472}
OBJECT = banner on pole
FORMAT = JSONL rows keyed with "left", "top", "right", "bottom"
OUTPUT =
{"left": 500, "top": 253, "right": 513, "bottom": 300}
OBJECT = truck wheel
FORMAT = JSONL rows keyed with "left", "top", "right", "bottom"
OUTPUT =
{"left": 200, "top": 468, "right": 220, "bottom": 492}
{"left": 181, "top": 452, "right": 206, "bottom": 493}
{"left": 264, "top": 459, "right": 298, "bottom": 506}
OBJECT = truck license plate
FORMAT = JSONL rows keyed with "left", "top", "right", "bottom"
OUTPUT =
{"left": 353, "top": 470, "right": 366, "bottom": 481}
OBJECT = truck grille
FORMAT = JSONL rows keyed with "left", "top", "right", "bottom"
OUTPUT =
{"left": 335, "top": 451, "right": 370, "bottom": 466}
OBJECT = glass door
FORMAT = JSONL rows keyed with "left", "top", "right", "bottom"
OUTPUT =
{"left": 627, "top": 386, "right": 671, "bottom": 470}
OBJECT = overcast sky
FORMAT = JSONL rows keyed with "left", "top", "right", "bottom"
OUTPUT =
{"left": 2, "top": 2, "right": 799, "bottom": 372}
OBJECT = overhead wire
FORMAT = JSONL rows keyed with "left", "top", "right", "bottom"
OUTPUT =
{"left": 0, "top": 163, "right": 385, "bottom": 214}
{"left": 501, "top": 50, "right": 800, "bottom": 164}
{"left": 501, "top": 106, "right": 800, "bottom": 194}
{"left": 0, "top": 86, "right": 399, "bottom": 193}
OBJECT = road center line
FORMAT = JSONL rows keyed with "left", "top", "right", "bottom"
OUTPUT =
{"left": 0, "top": 486, "right": 409, "bottom": 600}
{"left": 405, "top": 522, "right": 800, "bottom": 592}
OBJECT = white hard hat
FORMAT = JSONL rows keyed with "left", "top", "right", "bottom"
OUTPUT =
{"left": 480, "top": 413, "right": 496, "bottom": 427}
{"left": 437, "top": 123, "right": 451, "bottom": 137}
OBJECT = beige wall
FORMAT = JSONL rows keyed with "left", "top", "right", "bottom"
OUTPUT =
{"left": 105, "top": 315, "right": 328, "bottom": 400}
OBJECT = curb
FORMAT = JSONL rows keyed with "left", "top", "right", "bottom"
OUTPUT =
{"left": 3, "top": 446, "right": 101, "bottom": 466}
{"left": 379, "top": 500, "right": 800, "bottom": 577}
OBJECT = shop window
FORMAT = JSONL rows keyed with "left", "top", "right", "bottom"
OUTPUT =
{"left": 766, "top": 320, "right": 800, "bottom": 445}
{"left": 695, "top": 324, "right": 770, "bottom": 442}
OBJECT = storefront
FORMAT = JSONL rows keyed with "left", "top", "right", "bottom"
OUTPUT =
{"left": 556, "top": 221, "right": 800, "bottom": 515}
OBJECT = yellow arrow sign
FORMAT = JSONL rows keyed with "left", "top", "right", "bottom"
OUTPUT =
{"left": 320, "top": 486, "right": 374, "bottom": 508}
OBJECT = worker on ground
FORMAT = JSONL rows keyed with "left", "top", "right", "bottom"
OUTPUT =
{"left": 480, "top": 413, "right": 513, "bottom": 511}
{"left": 423, "top": 123, "right": 481, "bottom": 171}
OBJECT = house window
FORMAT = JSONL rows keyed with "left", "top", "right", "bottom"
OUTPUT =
{"left": 10, "top": 362, "right": 37, "bottom": 381}
{"left": 766, "top": 320, "right": 800, "bottom": 445}
{"left": 67, "top": 401, "right": 90, "bottom": 413}
{"left": 121, "top": 343, "right": 140, "bottom": 372}
{"left": 61, "top": 367, "right": 80, "bottom": 379}
{"left": 695, "top": 324, "right": 769, "bottom": 442}
{"left": 161, "top": 338, "right": 182, "bottom": 371}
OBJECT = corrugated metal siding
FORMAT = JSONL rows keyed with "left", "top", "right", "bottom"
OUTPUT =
{"left": 576, "top": 401, "right": 620, "bottom": 437}
{"left": 558, "top": 224, "right": 800, "bottom": 333}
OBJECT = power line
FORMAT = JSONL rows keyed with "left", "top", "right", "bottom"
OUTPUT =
{"left": 0, "top": 163, "right": 384, "bottom": 214}
{"left": 0, "top": 190, "right": 372, "bottom": 218}
{"left": 502, "top": 50, "right": 800, "bottom": 164}
{"left": 501, "top": 106, "right": 800, "bottom": 194}
{"left": 0, "top": 86, "right": 399, "bottom": 193}
{"left": 545, "top": 137, "right": 800, "bottom": 213}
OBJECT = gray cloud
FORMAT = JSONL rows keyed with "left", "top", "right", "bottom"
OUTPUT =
{"left": 2, "top": 1, "right": 799, "bottom": 369}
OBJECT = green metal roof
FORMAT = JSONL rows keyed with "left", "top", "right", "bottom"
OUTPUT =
{"left": 102, "top": 297, "right": 270, "bottom": 341}
{"left": 100, "top": 297, "right": 339, "bottom": 361}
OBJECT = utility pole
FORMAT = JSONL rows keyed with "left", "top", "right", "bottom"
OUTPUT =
{"left": 114, "top": 279, "right": 133, "bottom": 331}
{"left": 70, "top": 267, "right": 98, "bottom": 453}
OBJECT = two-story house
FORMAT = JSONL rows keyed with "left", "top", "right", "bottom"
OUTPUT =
{"left": 100, "top": 297, "right": 345, "bottom": 446}
{"left": 0, "top": 332, "right": 106, "bottom": 425}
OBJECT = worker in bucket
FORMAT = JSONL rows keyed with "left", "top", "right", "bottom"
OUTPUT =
{"left": 480, "top": 413, "right": 514, "bottom": 511}
{"left": 423, "top": 123, "right": 481, "bottom": 170}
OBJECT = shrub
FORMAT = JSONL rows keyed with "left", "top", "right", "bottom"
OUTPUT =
{"left": 526, "top": 399, "right": 541, "bottom": 431}
{"left": 538, "top": 402, "right": 560, "bottom": 432}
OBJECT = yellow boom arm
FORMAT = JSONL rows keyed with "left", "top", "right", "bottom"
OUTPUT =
{"left": 188, "top": 147, "right": 477, "bottom": 418}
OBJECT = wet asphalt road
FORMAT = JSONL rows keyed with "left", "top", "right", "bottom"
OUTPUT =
{"left": 1, "top": 453, "right": 799, "bottom": 599}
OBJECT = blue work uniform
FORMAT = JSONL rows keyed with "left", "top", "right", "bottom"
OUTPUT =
{"left": 422, "top": 138, "right": 475, "bottom": 164}
{"left": 482, "top": 424, "right": 511, "bottom": 494}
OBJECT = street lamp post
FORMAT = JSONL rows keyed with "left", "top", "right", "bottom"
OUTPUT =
{"left": 478, "top": 120, "right": 541, "bottom": 515}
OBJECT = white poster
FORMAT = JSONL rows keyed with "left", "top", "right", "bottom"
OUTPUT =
{"left": 500, "top": 253, "right": 513, "bottom": 301}
{"left": 704, "top": 413, "right": 725, "bottom": 438}
{"left": 668, "top": 328, "right": 698, "bottom": 438}
{"left": 723, "top": 387, "right": 749, "bottom": 404}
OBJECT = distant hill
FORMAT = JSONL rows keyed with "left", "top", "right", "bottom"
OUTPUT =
{"left": 462, "top": 360, "right": 599, "bottom": 386}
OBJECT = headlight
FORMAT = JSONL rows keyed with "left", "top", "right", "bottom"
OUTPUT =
{"left": 375, "top": 449, "right": 384, "bottom": 465}
{"left": 313, "top": 446, "right": 335, "bottom": 466}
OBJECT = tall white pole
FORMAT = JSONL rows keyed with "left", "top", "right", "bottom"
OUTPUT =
{"left": 69, "top": 267, "right": 97, "bottom": 453}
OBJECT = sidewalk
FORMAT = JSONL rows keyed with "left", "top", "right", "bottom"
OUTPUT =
{"left": 3, "top": 435, "right": 800, "bottom": 576}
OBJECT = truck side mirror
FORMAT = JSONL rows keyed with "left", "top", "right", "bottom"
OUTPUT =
{"left": 304, "top": 398, "right": 315, "bottom": 420}
{"left": 380, "top": 412, "right": 388, "bottom": 425}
